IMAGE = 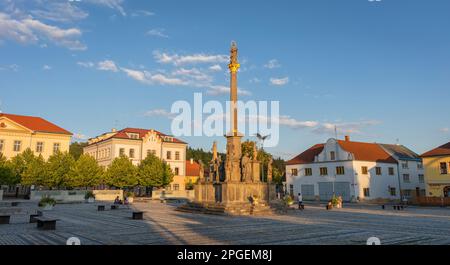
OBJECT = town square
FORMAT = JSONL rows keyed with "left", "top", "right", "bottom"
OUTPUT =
{"left": 1, "top": 0, "right": 450, "bottom": 250}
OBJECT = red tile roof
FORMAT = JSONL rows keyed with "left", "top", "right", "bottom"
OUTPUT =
{"left": 91, "top": 127, "right": 186, "bottom": 144}
{"left": 287, "top": 140, "right": 398, "bottom": 165}
{"left": 286, "top": 144, "right": 325, "bottom": 165}
{"left": 337, "top": 140, "right": 397, "bottom": 164}
{"left": 421, "top": 142, "right": 450, "bottom": 157}
{"left": 186, "top": 160, "right": 201, "bottom": 176}
{"left": 0, "top": 113, "right": 72, "bottom": 135}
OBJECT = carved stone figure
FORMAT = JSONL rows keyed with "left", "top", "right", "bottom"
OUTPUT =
{"left": 198, "top": 160, "right": 204, "bottom": 181}
{"left": 252, "top": 144, "right": 258, "bottom": 161}
{"left": 241, "top": 154, "right": 251, "bottom": 182}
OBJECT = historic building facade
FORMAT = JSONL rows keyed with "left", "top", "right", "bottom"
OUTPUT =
{"left": 84, "top": 127, "right": 187, "bottom": 183}
{"left": 286, "top": 137, "right": 425, "bottom": 202}
{"left": 0, "top": 113, "right": 72, "bottom": 197}
{"left": 0, "top": 113, "right": 72, "bottom": 160}
{"left": 421, "top": 142, "right": 450, "bottom": 197}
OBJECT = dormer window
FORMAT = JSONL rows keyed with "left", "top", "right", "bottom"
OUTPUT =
{"left": 330, "top": 151, "right": 336, "bottom": 161}
{"left": 128, "top": 133, "right": 139, "bottom": 139}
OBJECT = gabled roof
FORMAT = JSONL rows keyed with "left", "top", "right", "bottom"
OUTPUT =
{"left": 186, "top": 160, "right": 200, "bottom": 176}
{"left": 287, "top": 140, "right": 398, "bottom": 165}
{"left": 380, "top": 144, "right": 421, "bottom": 161}
{"left": 421, "top": 142, "right": 450, "bottom": 157}
{"left": 0, "top": 113, "right": 72, "bottom": 135}
{"left": 286, "top": 144, "right": 325, "bottom": 165}
{"left": 337, "top": 140, "right": 397, "bottom": 164}
{"left": 89, "top": 127, "right": 186, "bottom": 145}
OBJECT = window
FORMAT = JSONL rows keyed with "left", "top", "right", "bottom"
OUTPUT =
{"left": 320, "top": 167, "right": 328, "bottom": 176}
{"left": 128, "top": 133, "right": 139, "bottom": 139}
{"left": 174, "top": 167, "right": 179, "bottom": 175}
{"left": 390, "top": 187, "right": 396, "bottom": 196}
{"left": 403, "top": 174, "right": 410, "bottom": 183}
{"left": 376, "top": 167, "right": 382, "bottom": 175}
{"left": 305, "top": 168, "right": 312, "bottom": 176}
{"left": 418, "top": 174, "right": 424, "bottom": 183}
{"left": 175, "top": 151, "right": 180, "bottom": 160}
{"left": 363, "top": 188, "right": 370, "bottom": 197}
{"left": 173, "top": 184, "right": 180, "bottom": 191}
{"left": 289, "top": 184, "right": 294, "bottom": 196}
{"left": 0, "top": 139, "right": 4, "bottom": 152}
{"left": 403, "top": 190, "right": 412, "bottom": 197}
{"left": 36, "top": 142, "right": 44, "bottom": 153}
{"left": 402, "top": 162, "right": 409, "bottom": 169}
{"left": 361, "top": 166, "right": 368, "bottom": 175}
{"left": 13, "top": 140, "right": 22, "bottom": 152}
{"left": 166, "top": 151, "right": 171, "bottom": 160}
{"left": 129, "top": 149, "right": 135, "bottom": 158}
{"left": 388, "top": 167, "right": 395, "bottom": 176}
{"left": 330, "top": 151, "right": 336, "bottom": 161}
{"left": 119, "top": 148, "right": 125, "bottom": 156}
{"left": 417, "top": 163, "right": 423, "bottom": 169}
{"left": 440, "top": 162, "right": 448, "bottom": 175}
{"left": 166, "top": 184, "right": 171, "bottom": 191}
{"left": 336, "top": 166, "right": 345, "bottom": 175}
{"left": 291, "top": 168, "right": 298, "bottom": 176}
{"left": 53, "top": 143, "right": 60, "bottom": 154}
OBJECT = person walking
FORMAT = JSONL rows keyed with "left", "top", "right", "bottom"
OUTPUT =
{"left": 298, "top": 192, "right": 304, "bottom": 210}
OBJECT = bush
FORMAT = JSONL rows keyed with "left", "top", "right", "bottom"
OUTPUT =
{"left": 85, "top": 191, "right": 95, "bottom": 200}
{"left": 38, "top": 196, "right": 56, "bottom": 207}
{"left": 283, "top": 195, "right": 294, "bottom": 205}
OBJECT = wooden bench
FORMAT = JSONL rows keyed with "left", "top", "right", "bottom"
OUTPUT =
{"left": 98, "top": 205, "right": 105, "bottom": 211}
{"left": 30, "top": 214, "right": 40, "bottom": 223}
{"left": 35, "top": 217, "right": 58, "bottom": 230}
{"left": 132, "top": 211, "right": 144, "bottom": 220}
{"left": 0, "top": 215, "right": 11, "bottom": 224}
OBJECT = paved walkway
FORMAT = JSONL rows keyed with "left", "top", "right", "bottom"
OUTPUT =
{"left": 0, "top": 201, "right": 449, "bottom": 245}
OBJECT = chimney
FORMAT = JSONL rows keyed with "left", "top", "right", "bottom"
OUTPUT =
{"left": 345, "top": 135, "right": 350, "bottom": 142}
{"left": 190, "top": 158, "right": 193, "bottom": 164}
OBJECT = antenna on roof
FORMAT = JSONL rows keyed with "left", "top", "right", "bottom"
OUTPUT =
{"left": 334, "top": 125, "right": 338, "bottom": 139}
{"left": 396, "top": 138, "right": 400, "bottom": 145}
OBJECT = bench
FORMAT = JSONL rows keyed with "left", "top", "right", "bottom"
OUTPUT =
{"left": 111, "top": 205, "right": 119, "bottom": 210}
{"left": 98, "top": 205, "right": 105, "bottom": 211}
{"left": 0, "top": 215, "right": 11, "bottom": 224}
{"left": 132, "top": 211, "right": 144, "bottom": 220}
{"left": 30, "top": 214, "right": 40, "bottom": 223}
{"left": 35, "top": 217, "right": 58, "bottom": 230}
{"left": 11, "top": 202, "right": 19, "bottom": 207}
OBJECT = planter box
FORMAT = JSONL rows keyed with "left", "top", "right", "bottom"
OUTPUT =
{"left": 87, "top": 197, "right": 95, "bottom": 203}
{"left": 40, "top": 205, "right": 54, "bottom": 211}
{"left": 128, "top": 197, "right": 134, "bottom": 204}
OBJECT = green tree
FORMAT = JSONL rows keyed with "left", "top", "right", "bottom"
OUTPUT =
{"left": 138, "top": 154, "right": 164, "bottom": 188}
{"left": 105, "top": 156, "right": 138, "bottom": 189}
{"left": 46, "top": 151, "right": 75, "bottom": 189}
{"left": 69, "top": 142, "right": 88, "bottom": 160}
{"left": 21, "top": 154, "right": 46, "bottom": 186}
{"left": 9, "top": 148, "right": 36, "bottom": 185}
{"left": 68, "top": 154, "right": 104, "bottom": 188}
{"left": 162, "top": 162, "right": 174, "bottom": 187}
{"left": 0, "top": 154, "right": 14, "bottom": 185}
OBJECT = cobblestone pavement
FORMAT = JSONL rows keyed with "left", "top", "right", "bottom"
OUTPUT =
{"left": 0, "top": 201, "right": 449, "bottom": 245}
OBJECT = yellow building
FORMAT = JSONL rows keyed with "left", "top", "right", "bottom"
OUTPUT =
{"left": 421, "top": 142, "right": 450, "bottom": 197}
{"left": 0, "top": 113, "right": 72, "bottom": 160}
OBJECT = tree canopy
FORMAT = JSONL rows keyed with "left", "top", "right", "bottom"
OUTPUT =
{"left": 68, "top": 154, "right": 104, "bottom": 188}
{"left": 105, "top": 156, "right": 138, "bottom": 189}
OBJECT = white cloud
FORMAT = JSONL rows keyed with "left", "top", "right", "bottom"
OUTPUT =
{"left": 312, "top": 120, "right": 381, "bottom": 135}
{"left": 131, "top": 10, "right": 155, "bottom": 17}
{"left": 440, "top": 128, "right": 449, "bottom": 133}
{"left": 97, "top": 60, "right": 118, "bottom": 72}
{"left": 85, "top": 0, "right": 126, "bottom": 16}
{"left": 264, "top": 59, "right": 281, "bottom": 69}
{"left": 206, "top": 85, "right": 251, "bottom": 96}
{"left": 172, "top": 67, "right": 211, "bottom": 82}
{"left": 42, "top": 64, "right": 51, "bottom": 70}
{"left": 73, "top": 133, "right": 89, "bottom": 140}
{"left": 146, "top": 28, "right": 168, "bottom": 38}
{"left": 144, "top": 109, "right": 176, "bottom": 119}
{"left": 153, "top": 51, "right": 228, "bottom": 66}
{"left": 121, "top": 67, "right": 188, "bottom": 86}
{"left": 249, "top": 77, "right": 261, "bottom": 83}
{"left": 270, "top": 77, "right": 289, "bottom": 86}
{"left": 0, "top": 64, "right": 19, "bottom": 71}
{"left": 30, "top": 2, "right": 88, "bottom": 22}
{"left": 0, "top": 12, "right": 86, "bottom": 50}
{"left": 209, "top": 64, "right": 222, "bottom": 71}
{"left": 77, "top": 61, "right": 95, "bottom": 68}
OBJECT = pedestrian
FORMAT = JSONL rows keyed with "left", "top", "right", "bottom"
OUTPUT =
{"left": 298, "top": 193, "right": 303, "bottom": 210}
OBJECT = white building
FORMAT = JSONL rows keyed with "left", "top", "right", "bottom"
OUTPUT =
{"left": 84, "top": 128, "right": 187, "bottom": 190}
{"left": 285, "top": 136, "right": 425, "bottom": 202}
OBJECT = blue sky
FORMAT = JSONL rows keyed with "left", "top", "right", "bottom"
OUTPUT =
{"left": 1, "top": 0, "right": 449, "bottom": 159}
